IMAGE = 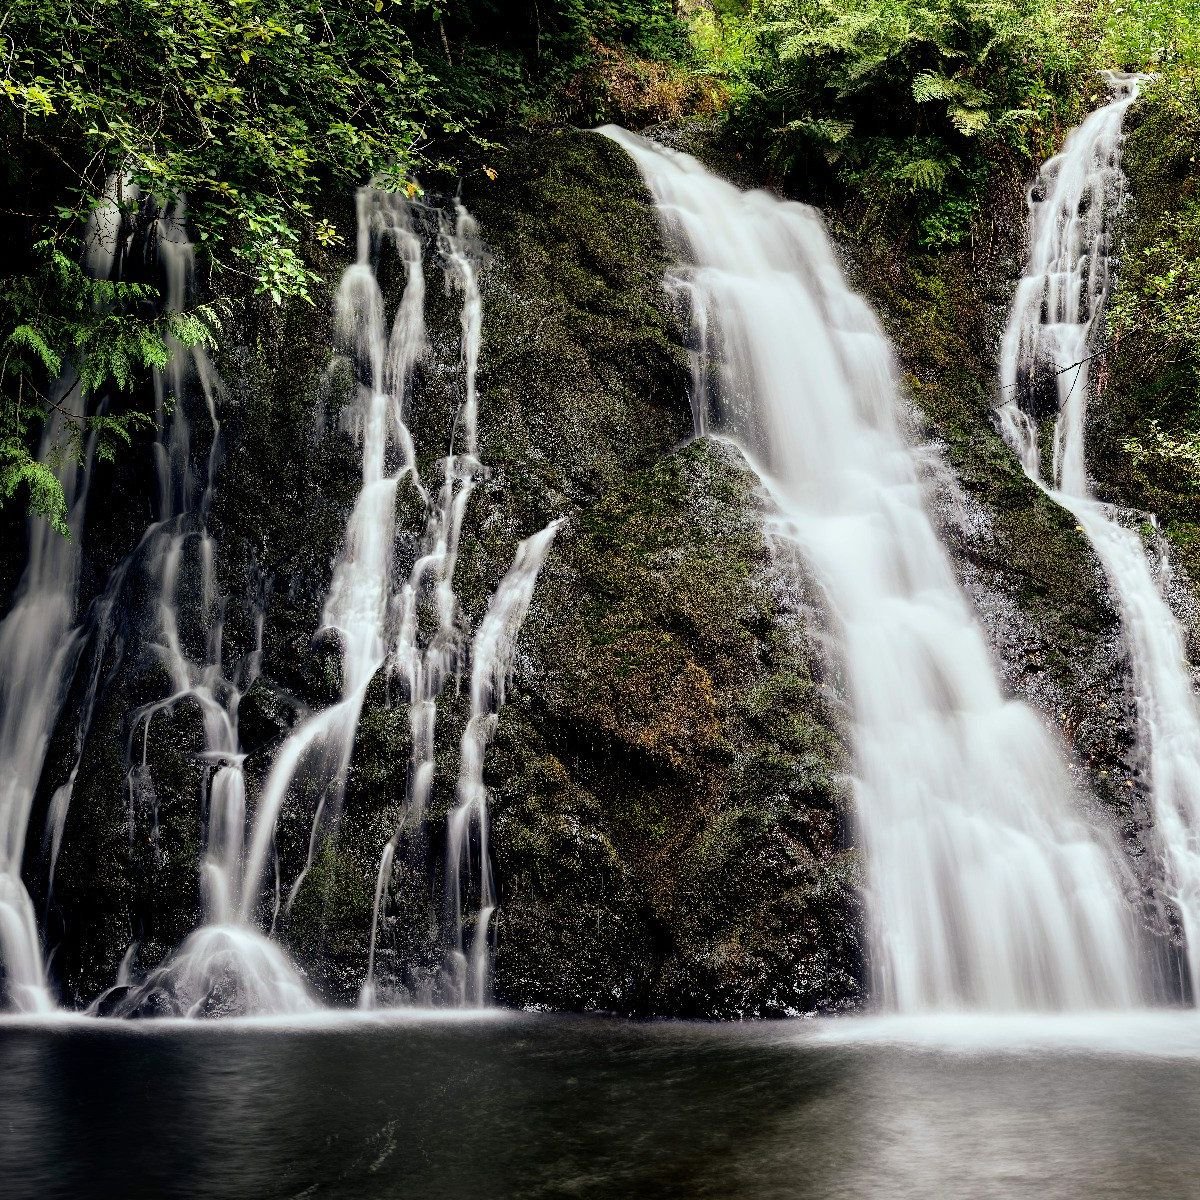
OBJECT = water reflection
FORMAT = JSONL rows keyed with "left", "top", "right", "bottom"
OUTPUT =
{"left": 2, "top": 1014, "right": 1199, "bottom": 1199}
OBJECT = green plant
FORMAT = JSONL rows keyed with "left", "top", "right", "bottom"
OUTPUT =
{"left": 720, "top": 0, "right": 1093, "bottom": 236}
{"left": 0, "top": 0, "right": 701, "bottom": 529}
{"left": 0, "top": 236, "right": 216, "bottom": 532}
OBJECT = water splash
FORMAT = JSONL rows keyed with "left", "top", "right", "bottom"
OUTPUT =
{"left": 605, "top": 125, "right": 1143, "bottom": 1012}
{"left": 998, "top": 72, "right": 1200, "bottom": 1000}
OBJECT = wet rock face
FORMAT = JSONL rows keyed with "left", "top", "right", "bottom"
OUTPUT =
{"left": 12, "top": 128, "right": 863, "bottom": 1016}
{"left": 8, "top": 118, "right": 1180, "bottom": 1017}
{"left": 22, "top": 273, "right": 365, "bottom": 1007}
{"left": 363, "top": 133, "right": 861, "bottom": 1015}
{"left": 1087, "top": 94, "right": 1200, "bottom": 657}
{"left": 488, "top": 439, "right": 862, "bottom": 1017}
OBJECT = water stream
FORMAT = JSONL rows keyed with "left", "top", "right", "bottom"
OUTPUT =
{"left": 998, "top": 72, "right": 1200, "bottom": 999}
{"left": 0, "top": 180, "right": 131, "bottom": 1013}
{"left": 604, "top": 126, "right": 1143, "bottom": 1011}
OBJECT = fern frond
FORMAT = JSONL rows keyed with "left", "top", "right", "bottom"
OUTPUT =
{"left": 894, "top": 157, "right": 949, "bottom": 192}
{"left": 949, "top": 107, "right": 991, "bottom": 135}
{"left": 7, "top": 324, "right": 63, "bottom": 376}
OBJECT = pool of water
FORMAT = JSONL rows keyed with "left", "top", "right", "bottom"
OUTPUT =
{"left": 2, "top": 1011, "right": 1199, "bottom": 1199}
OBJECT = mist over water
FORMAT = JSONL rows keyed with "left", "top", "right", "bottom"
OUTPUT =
{"left": 3, "top": 1014, "right": 1200, "bottom": 1200}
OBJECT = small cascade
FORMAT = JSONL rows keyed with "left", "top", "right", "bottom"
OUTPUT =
{"left": 605, "top": 125, "right": 1143, "bottom": 1012}
{"left": 357, "top": 202, "right": 561, "bottom": 1010}
{"left": 443, "top": 518, "right": 562, "bottom": 1006}
{"left": 96, "top": 204, "right": 312, "bottom": 1017}
{"left": 0, "top": 179, "right": 130, "bottom": 1013}
{"left": 0, "top": 380, "right": 92, "bottom": 1014}
{"left": 236, "top": 190, "right": 428, "bottom": 930}
{"left": 999, "top": 73, "right": 1200, "bottom": 999}
{"left": 3, "top": 181, "right": 564, "bottom": 1018}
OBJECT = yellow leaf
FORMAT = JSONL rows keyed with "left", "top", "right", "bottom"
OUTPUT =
{"left": 241, "top": 49, "right": 251, "bottom": 63}
{"left": 482, "top": 165, "right": 498, "bottom": 181}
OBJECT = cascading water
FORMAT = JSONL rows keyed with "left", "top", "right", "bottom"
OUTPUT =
{"left": 356, "top": 201, "right": 562, "bottom": 1009}
{"left": 113, "top": 191, "right": 434, "bottom": 1014}
{"left": 0, "top": 380, "right": 93, "bottom": 1014}
{"left": 0, "top": 179, "right": 561, "bottom": 1018}
{"left": 235, "top": 191, "right": 429, "bottom": 938}
{"left": 999, "top": 73, "right": 1200, "bottom": 1001}
{"left": 0, "top": 180, "right": 130, "bottom": 1013}
{"left": 443, "top": 518, "right": 562, "bottom": 1006}
{"left": 604, "top": 126, "right": 1144, "bottom": 1012}
{"left": 97, "top": 204, "right": 311, "bottom": 1017}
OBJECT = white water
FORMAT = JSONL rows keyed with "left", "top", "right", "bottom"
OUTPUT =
{"left": 999, "top": 73, "right": 1200, "bottom": 1000}
{"left": 0, "top": 383, "right": 91, "bottom": 1013}
{"left": 444, "top": 518, "right": 562, "bottom": 1006}
{"left": 0, "top": 179, "right": 131, "bottom": 1013}
{"left": 357, "top": 202, "right": 561, "bottom": 1009}
{"left": 16, "top": 186, "right": 560, "bottom": 1017}
{"left": 95, "top": 205, "right": 312, "bottom": 1017}
{"left": 237, "top": 191, "right": 428, "bottom": 930}
{"left": 605, "top": 126, "right": 1143, "bottom": 1012}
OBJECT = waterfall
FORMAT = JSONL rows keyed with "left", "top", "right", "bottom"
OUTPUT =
{"left": 604, "top": 126, "right": 1143, "bottom": 1012}
{"left": 354, "top": 199, "right": 562, "bottom": 1009}
{"left": 0, "top": 381, "right": 92, "bottom": 1014}
{"left": 95, "top": 204, "right": 312, "bottom": 1017}
{"left": 999, "top": 73, "right": 1200, "bottom": 1000}
{"left": 236, "top": 190, "right": 428, "bottom": 931}
{"left": 0, "top": 177, "right": 130, "bottom": 1013}
{"left": 0, "top": 178, "right": 561, "bottom": 1016}
{"left": 443, "top": 518, "right": 562, "bottom": 1007}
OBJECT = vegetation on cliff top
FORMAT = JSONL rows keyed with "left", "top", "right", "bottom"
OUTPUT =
{"left": 0, "top": 0, "right": 1191, "bottom": 528}
{"left": 1093, "top": 0, "right": 1200, "bottom": 518}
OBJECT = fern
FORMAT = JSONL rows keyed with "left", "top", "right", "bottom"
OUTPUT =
{"left": 949, "top": 107, "right": 991, "bottom": 135}
{"left": 7, "top": 324, "right": 63, "bottom": 376}
{"left": 0, "top": 438, "right": 68, "bottom": 534}
{"left": 894, "top": 156, "right": 949, "bottom": 192}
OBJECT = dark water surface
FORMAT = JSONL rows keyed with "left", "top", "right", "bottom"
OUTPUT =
{"left": 2, "top": 1011, "right": 1199, "bottom": 1199}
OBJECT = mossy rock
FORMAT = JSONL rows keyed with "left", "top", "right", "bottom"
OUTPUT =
{"left": 488, "top": 437, "right": 862, "bottom": 1017}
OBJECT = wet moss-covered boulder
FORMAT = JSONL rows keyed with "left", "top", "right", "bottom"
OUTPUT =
{"left": 487, "top": 438, "right": 862, "bottom": 1017}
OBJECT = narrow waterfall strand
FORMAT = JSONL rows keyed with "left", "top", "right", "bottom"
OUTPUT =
{"left": 0, "top": 176, "right": 130, "bottom": 1013}
{"left": 445, "top": 518, "right": 564, "bottom": 1007}
{"left": 361, "top": 203, "right": 494, "bottom": 1009}
{"left": 98, "top": 205, "right": 311, "bottom": 1017}
{"left": 239, "top": 190, "right": 427, "bottom": 928}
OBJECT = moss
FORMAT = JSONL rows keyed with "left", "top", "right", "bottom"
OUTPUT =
{"left": 1089, "top": 92, "right": 1200, "bottom": 597}
{"left": 488, "top": 437, "right": 862, "bottom": 1017}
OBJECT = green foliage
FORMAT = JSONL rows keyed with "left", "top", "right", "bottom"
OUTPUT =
{"left": 1104, "top": 57, "right": 1200, "bottom": 500}
{"left": 1, "top": 0, "right": 449, "bottom": 303}
{"left": 0, "top": 0, "right": 694, "bottom": 529}
{"left": 0, "top": 237, "right": 215, "bottom": 531}
{"left": 1097, "top": 0, "right": 1200, "bottom": 69}
{"left": 712, "top": 0, "right": 1092, "bottom": 242}
{"left": 422, "top": 0, "right": 705, "bottom": 127}
{"left": 1122, "top": 420, "right": 1200, "bottom": 486}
